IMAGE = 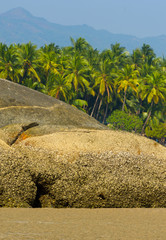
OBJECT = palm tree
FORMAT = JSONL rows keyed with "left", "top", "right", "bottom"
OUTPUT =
{"left": 65, "top": 53, "right": 90, "bottom": 92}
{"left": 111, "top": 43, "right": 126, "bottom": 57}
{"left": 71, "top": 98, "right": 88, "bottom": 112}
{"left": 90, "top": 58, "right": 116, "bottom": 120}
{"left": 0, "top": 44, "right": 21, "bottom": 82}
{"left": 139, "top": 63, "right": 155, "bottom": 78}
{"left": 131, "top": 48, "right": 143, "bottom": 70}
{"left": 117, "top": 64, "right": 139, "bottom": 111}
{"left": 16, "top": 42, "right": 40, "bottom": 84}
{"left": 110, "top": 43, "right": 129, "bottom": 67}
{"left": 41, "top": 43, "right": 61, "bottom": 54}
{"left": 49, "top": 73, "right": 71, "bottom": 101}
{"left": 139, "top": 71, "right": 166, "bottom": 134}
{"left": 141, "top": 44, "right": 156, "bottom": 64}
{"left": 56, "top": 51, "right": 69, "bottom": 76}
{"left": 86, "top": 47, "right": 100, "bottom": 70}
{"left": 70, "top": 37, "right": 91, "bottom": 55}
{"left": 158, "top": 56, "right": 166, "bottom": 73}
{"left": 38, "top": 49, "right": 59, "bottom": 84}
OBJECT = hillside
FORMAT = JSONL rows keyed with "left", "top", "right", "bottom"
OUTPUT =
{"left": 1, "top": 7, "right": 166, "bottom": 55}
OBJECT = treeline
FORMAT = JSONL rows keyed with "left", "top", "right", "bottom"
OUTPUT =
{"left": 0, "top": 38, "right": 165, "bottom": 144}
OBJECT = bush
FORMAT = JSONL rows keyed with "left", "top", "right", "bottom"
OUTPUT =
{"left": 106, "top": 110, "right": 143, "bottom": 133}
{"left": 145, "top": 122, "right": 166, "bottom": 145}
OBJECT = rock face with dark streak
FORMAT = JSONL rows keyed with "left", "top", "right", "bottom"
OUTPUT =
{"left": 0, "top": 78, "right": 166, "bottom": 208}
{"left": 0, "top": 78, "right": 106, "bottom": 145}
{"left": 0, "top": 79, "right": 105, "bottom": 128}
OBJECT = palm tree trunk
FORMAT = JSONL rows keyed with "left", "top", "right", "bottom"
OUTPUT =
{"left": 96, "top": 98, "right": 103, "bottom": 120}
{"left": 141, "top": 100, "right": 153, "bottom": 135}
{"left": 136, "top": 98, "right": 142, "bottom": 115}
{"left": 46, "top": 72, "right": 49, "bottom": 84}
{"left": 103, "top": 102, "right": 109, "bottom": 123}
{"left": 135, "top": 99, "right": 140, "bottom": 115}
{"left": 55, "top": 90, "right": 60, "bottom": 99}
{"left": 90, "top": 92, "right": 99, "bottom": 117}
{"left": 122, "top": 89, "right": 127, "bottom": 111}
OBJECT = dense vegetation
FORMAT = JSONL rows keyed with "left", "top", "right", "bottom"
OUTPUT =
{"left": 0, "top": 38, "right": 165, "bottom": 144}
{"left": 106, "top": 110, "right": 143, "bottom": 133}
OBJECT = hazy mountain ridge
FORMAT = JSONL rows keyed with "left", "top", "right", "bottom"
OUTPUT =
{"left": 0, "top": 7, "right": 166, "bottom": 56}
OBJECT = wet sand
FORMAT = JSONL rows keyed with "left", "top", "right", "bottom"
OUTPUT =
{"left": 0, "top": 209, "right": 166, "bottom": 240}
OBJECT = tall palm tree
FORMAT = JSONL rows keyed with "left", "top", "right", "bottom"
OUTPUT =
{"left": 90, "top": 58, "right": 116, "bottom": 120}
{"left": 41, "top": 43, "right": 61, "bottom": 54}
{"left": 131, "top": 48, "right": 143, "bottom": 70}
{"left": 117, "top": 64, "right": 139, "bottom": 111}
{"left": 38, "top": 49, "right": 59, "bottom": 84}
{"left": 86, "top": 47, "right": 100, "bottom": 70}
{"left": 56, "top": 51, "right": 69, "bottom": 76}
{"left": 70, "top": 37, "right": 91, "bottom": 55}
{"left": 139, "top": 63, "right": 155, "bottom": 78}
{"left": 65, "top": 53, "right": 90, "bottom": 92}
{"left": 141, "top": 43, "right": 156, "bottom": 64}
{"left": 0, "top": 44, "right": 21, "bottom": 82}
{"left": 139, "top": 71, "right": 166, "bottom": 134}
{"left": 111, "top": 43, "right": 126, "bottom": 57}
{"left": 49, "top": 73, "right": 71, "bottom": 101}
{"left": 110, "top": 43, "right": 129, "bottom": 67}
{"left": 16, "top": 42, "right": 40, "bottom": 84}
{"left": 158, "top": 56, "right": 166, "bottom": 73}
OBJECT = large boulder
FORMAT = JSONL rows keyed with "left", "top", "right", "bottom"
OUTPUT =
{"left": 1, "top": 141, "right": 166, "bottom": 208}
{"left": 0, "top": 78, "right": 106, "bottom": 145}
{"left": 0, "top": 79, "right": 166, "bottom": 208}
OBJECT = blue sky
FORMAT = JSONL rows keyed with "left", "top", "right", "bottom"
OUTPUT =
{"left": 1, "top": 0, "right": 166, "bottom": 38}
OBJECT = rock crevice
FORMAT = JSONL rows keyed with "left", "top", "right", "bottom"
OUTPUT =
{"left": 9, "top": 122, "right": 39, "bottom": 146}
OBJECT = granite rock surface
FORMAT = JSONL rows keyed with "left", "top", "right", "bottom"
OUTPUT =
{"left": 0, "top": 79, "right": 165, "bottom": 208}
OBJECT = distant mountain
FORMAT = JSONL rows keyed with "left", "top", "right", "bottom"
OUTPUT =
{"left": 1, "top": 7, "right": 166, "bottom": 56}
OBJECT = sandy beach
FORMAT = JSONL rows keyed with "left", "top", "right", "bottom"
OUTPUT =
{"left": 0, "top": 209, "right": 166, "bottom": 240}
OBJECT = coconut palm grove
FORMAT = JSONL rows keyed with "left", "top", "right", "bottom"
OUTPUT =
{"left": 0, "top": 38, "right": 165, "bottom": 144}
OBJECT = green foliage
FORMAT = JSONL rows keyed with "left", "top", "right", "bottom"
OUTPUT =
{"left": 107, "top": 110, "right": 143, "bottom": 133}
{"left": 72, "top": 99, "right": 88, "bottom": 112}
{"left": 145, "top": 122, "right": 166, "bottom": 142}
